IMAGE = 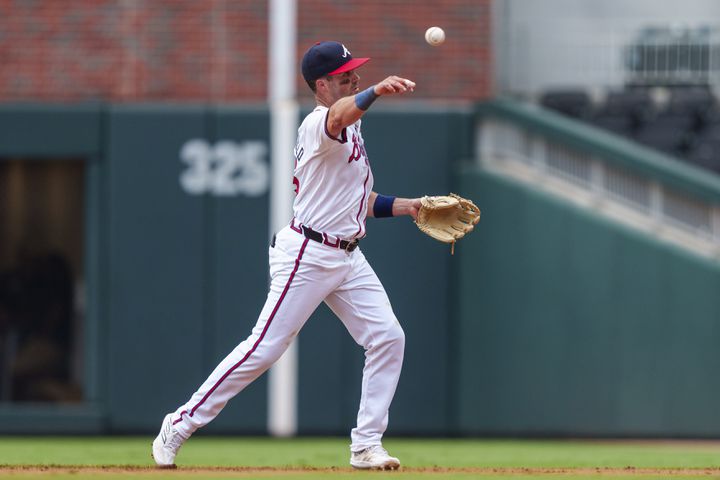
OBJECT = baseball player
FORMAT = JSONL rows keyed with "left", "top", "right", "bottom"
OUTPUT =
{"left": 152, "top": 40, "right": 421, "bottom": 470}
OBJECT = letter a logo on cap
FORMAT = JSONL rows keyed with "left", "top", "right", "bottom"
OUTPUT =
{"left": 341, "top": 44, "right": 350, "bottom": 58}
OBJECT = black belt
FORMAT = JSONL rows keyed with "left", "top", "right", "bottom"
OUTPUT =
{"left": 301, "top": 225, "right": 359, "bottom": 252}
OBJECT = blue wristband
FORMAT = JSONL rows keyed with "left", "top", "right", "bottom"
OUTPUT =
{"left": 374, "top": 194, "right": 396, "bottom": 218}
{"left": 355, "top": 86, "right": 379, "bottom": 111}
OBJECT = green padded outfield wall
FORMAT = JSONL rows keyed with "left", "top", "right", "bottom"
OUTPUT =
{"left": 105, "top": 105, "right": 271, "bottom": 433}
{"left": 454, "top": 166, "right": 720, "bottom": 437}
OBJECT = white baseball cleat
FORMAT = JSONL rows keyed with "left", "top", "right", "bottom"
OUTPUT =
{"left": 350, "top": 445, "right": 401, "bottom": 470}
{"left": 151, "top": 413, "right": 187, "bottom": 468}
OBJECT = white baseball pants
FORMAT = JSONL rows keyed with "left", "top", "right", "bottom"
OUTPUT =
{"left": 170, "top": 225, "right": 405, "bottom": 451}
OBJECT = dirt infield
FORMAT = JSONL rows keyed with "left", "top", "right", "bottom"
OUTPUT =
{"left": 2, "top": 465, "right": 720, "bottom": 476}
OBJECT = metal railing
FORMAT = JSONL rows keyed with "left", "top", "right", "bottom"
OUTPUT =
{"left": 476, "top": 99, "right": 720, "bottom": 259}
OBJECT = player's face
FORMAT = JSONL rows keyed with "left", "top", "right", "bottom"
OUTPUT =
{"left": 325, "top": 70, "right": 360, "bottom": 100}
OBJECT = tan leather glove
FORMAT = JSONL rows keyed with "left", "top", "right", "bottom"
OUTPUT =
{"left": 415, "top": 193, "right": 481, "bottom": 254}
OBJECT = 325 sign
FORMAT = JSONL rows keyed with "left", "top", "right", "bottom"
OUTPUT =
{"left": 179, "top": 139, "right": 269, "bottom": 197}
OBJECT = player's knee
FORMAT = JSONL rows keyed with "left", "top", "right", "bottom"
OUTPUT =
{"left": 363, "top": 321, "right": 404, "bottom": 354}
{"left": 385, "top": 323, "right": 405, "bottom": 352}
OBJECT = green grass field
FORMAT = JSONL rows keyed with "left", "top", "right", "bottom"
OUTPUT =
{"left": 0, "top": 437, "right": 719, "bottom": 479}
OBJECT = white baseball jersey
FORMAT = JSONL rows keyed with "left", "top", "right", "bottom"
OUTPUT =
{"left": 292, "top": 106, "right": 374, "bottom": 241}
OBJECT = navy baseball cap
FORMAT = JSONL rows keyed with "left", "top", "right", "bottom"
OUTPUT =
{"left": 301, "top": 41, "right": 370, "bottom": 84}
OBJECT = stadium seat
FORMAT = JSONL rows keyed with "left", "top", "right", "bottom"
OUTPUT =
{"left": 539, "top": 89, "right": 592, "bottom": 119}
{"left": 633, "top": 112, "right": 694, "bottom": 155}
{"left": 667, "top": 87, "right": 715, "bottom": 115}
{"left": 667, "top": 87, "right": 717, "bottom": 130}
{"left": 603, "top": 89, "right": 654, "bottom": 119}
{"left": 696, "top": 122, "right": 720, "bottom": 141}
{"left": 587, "top": 90, "right": 654, "bottom": 137}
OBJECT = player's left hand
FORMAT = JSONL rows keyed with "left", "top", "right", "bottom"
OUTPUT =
{"left": 415, "top": 193, "right": 481, "bottom": 244}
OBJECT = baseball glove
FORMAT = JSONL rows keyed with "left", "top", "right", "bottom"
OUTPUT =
{"left": 415, "top": 193, "right": 481, "bottom": 254}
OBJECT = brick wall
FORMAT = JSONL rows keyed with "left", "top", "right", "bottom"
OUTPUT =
{"left": 0, "top": 0, "right": 491, "bottom": 102}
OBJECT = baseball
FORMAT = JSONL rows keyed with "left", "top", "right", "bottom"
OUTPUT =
{"left": 425, "top": 26, "right": 445, "bottom": 46}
